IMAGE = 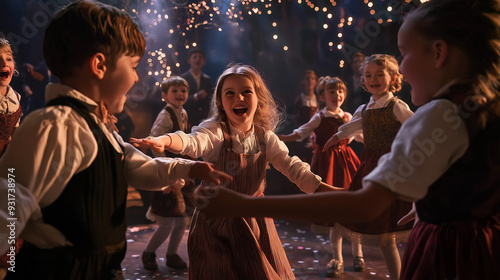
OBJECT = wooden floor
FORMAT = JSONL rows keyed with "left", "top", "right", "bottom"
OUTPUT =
{"left": 122, "top": 211, "right": 405, "bottom": 280}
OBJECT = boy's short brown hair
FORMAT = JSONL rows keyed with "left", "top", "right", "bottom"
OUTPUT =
{"left": 324, "top": 77, "right": 347, "bottom": 96}
{"left": 161, "top": 76, "right": 189, "bottom": 94}
{"left": 43, "top": 0, "right": 146, "bottom": 80}
{"left": 187, "top": 48, "right": 205, "bottom": 59}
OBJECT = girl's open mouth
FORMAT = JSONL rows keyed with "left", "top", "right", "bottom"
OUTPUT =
{"left": 233, "top": 107, "right": 247, "bottom": 116}
{"left": 0, "top": 70, "right": 10, "bottom": 79}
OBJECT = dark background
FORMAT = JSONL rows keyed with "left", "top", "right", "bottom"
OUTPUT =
{"left": 1, "top": 0, "right": 420, "bottom": 194}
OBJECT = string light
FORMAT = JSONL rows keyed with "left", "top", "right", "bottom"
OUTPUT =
{"left": 130, "top": 0, "right": 415, "bottom": 77}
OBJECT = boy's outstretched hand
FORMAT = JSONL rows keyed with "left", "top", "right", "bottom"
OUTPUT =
{"left": 189, "top": 161, "right": 233, "bottom": 185}
{"left": 130, "top": 137, "right": 165, "bottom": 153}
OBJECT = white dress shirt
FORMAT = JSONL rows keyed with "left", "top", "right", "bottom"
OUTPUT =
{"left": 0, "top": 83, "right": 194, "bottom": 254}
{"left": 363, "top": 82, "right": 469, "bottom": 201}
{"left": 335, "top": 92, "right": 414, "bottom": 143}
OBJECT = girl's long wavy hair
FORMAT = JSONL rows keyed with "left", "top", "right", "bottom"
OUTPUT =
{"left": 207, "top": 64, "right": 281, "bottom": 131}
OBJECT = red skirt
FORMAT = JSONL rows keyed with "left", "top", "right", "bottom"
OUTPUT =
{"left": 401, "top": 215, "right": 500, "bottom": 279}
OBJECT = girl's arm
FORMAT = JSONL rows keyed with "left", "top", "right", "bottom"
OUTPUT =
{"left": 393, "top": 100, "right": 414, "bottom": 124}
{"left": 195, "top": 181, "right": 396, "bottom": 224}
{"left": 130, "top": 133, "right": 183, "bottom": 154}
{"left": 278, "top": 132, "right": 301, "bottom": 142}
{"left": 279, "top": 113, "right": 321, "bottom": 142}
{"left": 266, "top": 131, "right": 321, "bottom": 194}
{"left": 315, "top": 182, "right": 345, "bottom": 192}
{"left": 323, "top": 107, "right": 364, "bottom": 151}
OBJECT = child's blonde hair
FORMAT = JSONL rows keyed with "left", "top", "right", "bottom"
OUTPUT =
{"left": 360, "top": 54, "right": 403, "bottom": 93}
{"left": 161, "top": 76, "right": 189, "bottom": 94}
{"left": 0, "top": 37, "right": 16, "bottom": 75}
{"left": 0, "top": 38, "right": 12, "bottom": 55}
{"left": 43, "top": 0, "right": 146, "bottom": 80}
{"left": 209, "top": 64, "right": 281, "bottom": 131}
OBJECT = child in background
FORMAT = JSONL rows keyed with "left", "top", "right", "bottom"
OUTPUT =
{"left": 0, "top": 37, "right": 23, "bottom": 280}
{"left": 322, "top": 54, "right": 414, "bottom": 280}
{"left": 181, "top": 48, "right": 213, "bottom": 127}
{"left": 194, "top": 1, "right": 500, "bottom": 278}
{"left": 279, "top": 77, "right": 360, "bottom": 277}
{"left": 293, "top": 69, "right": 319, "bottom": 126}
{"left": 0, "top": 37, "right": 22, "bottom": 156}
{"left": 132, "top": 64, "right": 340, "bottom": 279}
{"left": 0, "top": 2, "right": 230, "bottom": 279}
{"left": 141, "top": 76, "right": 194, "bottom": 271}
{"left": 289, "top": 69, "right": 319, "bottom": 164}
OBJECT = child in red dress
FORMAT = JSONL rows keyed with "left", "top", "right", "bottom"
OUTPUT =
{"left": 323, "top": 54, "right": 414, "bottom": 280}
{"left": 279, "top": 77, "right": 360, "bottom": 277}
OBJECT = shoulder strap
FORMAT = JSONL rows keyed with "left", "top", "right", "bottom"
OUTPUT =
{"left": 164, "top": 106, "right": 182, "bottom": 132}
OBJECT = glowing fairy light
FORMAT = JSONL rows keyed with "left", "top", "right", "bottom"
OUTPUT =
{"left": 135, "top": 0, "right": 409, "bottom": 81}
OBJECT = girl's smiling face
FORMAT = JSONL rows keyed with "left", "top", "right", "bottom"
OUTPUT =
{"left": 363, "top": 61, "right": 396, "bottom": 100}
{"left": 221, "top": 74, "right": 258, "bottom": 133}
{"left": 0, "top": 47, "right": 15, "bottom": 95}
{"left": 323, "top": 85, "right": 345, "bottom": 112}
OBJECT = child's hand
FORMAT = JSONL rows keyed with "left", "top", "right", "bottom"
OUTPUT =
{"left": 322, "top": 135, "right": 340, "bottom": 152}
{"left": 130, "top": 137, "right": 165, "bottom": 153}
{"left": 278, "top": 134, "right": 287, "bottom": 141}
{"left": 397, "top": 203, "right": 418, "bottom": 227}
{"left": 189, "top": 161, "right": 233, "bottom": 185}
{"left": 315, "top": 182, "right": 345, "bottom": 192}
{"left": 193, "top": 186, "right": 245, "bottom": 217}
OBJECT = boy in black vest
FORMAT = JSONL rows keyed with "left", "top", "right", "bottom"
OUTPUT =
{"left": 0, "top": 1, "right": 230, "bottom": 279}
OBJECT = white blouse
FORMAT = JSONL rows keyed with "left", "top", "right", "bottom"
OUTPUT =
{"left": 335, "top": 92, "right": 414, "bottom": 143}
{"left": 175, "top": 120, "right": 322, "bottom": 194}
{"left": 293, "top": 107, "right": 352, "bottom": 141}
{"left": 364, "top": 84, "right": 469, "bottom": 201}
{"left": 0, "top": 86, "right": 21, "bottom": 129}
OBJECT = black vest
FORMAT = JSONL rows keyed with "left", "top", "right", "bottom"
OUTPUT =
{"left": 42, "top": 97, "right": 128, "bottom": 252}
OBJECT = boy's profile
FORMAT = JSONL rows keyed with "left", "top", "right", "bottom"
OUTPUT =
{"left": 0, "top": 1, "right": 230, "bottom": 279}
